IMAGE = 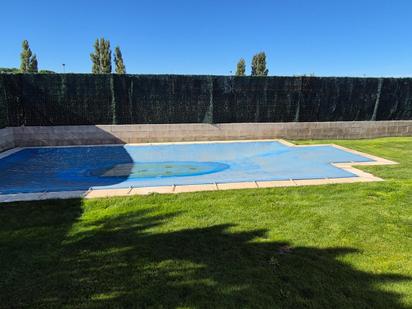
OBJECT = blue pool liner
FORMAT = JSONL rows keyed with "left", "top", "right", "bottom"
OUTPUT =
{"left": 0, "top": 141, "right": 374, "bottom": 194}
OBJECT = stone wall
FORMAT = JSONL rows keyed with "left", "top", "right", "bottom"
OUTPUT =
{"left": 0, "top": 128, "right": 15, "bottom": 152}
{"left": 5, "top": 121, "right": 412, "bottom": 148}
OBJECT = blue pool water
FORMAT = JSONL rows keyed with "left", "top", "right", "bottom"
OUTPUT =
{"left": 0, "top": 141, "right": 374, "bottom": 194}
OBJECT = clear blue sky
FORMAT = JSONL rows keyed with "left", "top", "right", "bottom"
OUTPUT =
{"left": 1, "top": 0, "right": 411, "bottom": 76}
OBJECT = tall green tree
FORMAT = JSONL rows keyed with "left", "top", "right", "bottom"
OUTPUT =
{"left": 20, "top": 40, "right": 33, "bottom": 73}
{"left": 29, "top": 54, "right": 38, "bottom": 73}
{"left": 90, "top": 38, "right": 112, "bottom": 73}
{"left": 100, "top": 38, "right": 112, "bottom": 73}
{"left": 236, "top": 58, "right": 246, "bottom": 76}
{"left": 90, "top": 39, "right": 101, "bottom": 73}
{"left": 251, "top": 52, "right": 268, "bottom": 76}
{"left": 114, "top": 46, "right": 126, "bottom": 74}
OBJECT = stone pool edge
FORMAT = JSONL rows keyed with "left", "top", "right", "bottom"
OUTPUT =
{"left": 0, "top": 139, "right": 398, "bottom": 203}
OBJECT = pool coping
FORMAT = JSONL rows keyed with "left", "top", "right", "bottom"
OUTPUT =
{"left": 0, "top": 139, "right": 398, "bottom": 203}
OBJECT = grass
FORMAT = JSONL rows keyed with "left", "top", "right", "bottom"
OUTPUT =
{"left": 0, "top": 137, "right": 411, "bottom": 308}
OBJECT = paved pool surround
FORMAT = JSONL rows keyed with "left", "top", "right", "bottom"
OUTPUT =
{"left": 0, "top": 121, "right": 411, "bottom": 151}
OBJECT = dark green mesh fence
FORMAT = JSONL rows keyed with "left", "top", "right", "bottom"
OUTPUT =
{"left": 0, "top": 74, "right": 411, "bottom": 127}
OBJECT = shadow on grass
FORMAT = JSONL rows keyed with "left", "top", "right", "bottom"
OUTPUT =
{"left": 0, "top": 200, "right": 410, "bottom": 308}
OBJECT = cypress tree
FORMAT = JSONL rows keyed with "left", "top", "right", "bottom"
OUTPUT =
{"left": 90, "top": 39, "right": 101, "bottom": 73}
{"left": 29, "top": 54, "right": 38, "bottom": 73}
{"left": 20, "top": 40, "right": 32, "bottom": 73}
{"left": 236, "top": 58, "right": 246, "bottom": 76}
{"left": 251, "top": 52, "right": 268, "bottom": 76}
{"left": 100, "top": 38, "right": 112, "bottom": 73}
{"left": 114, "top": 46, "right": 126, "bottom": 74}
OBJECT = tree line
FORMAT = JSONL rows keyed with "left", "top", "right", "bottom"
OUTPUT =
{"left": 0, "top": 40, "right": 48, "bottom": 73}
{"left": 2, "top": 40, "right": 57, "bottom": 73}
{"left": 3, "top": 39, "right": 268, "bottom": 76}
{"left": 90, "top": 38, "right": 126, "bottom": 74}
{"left": 235, "top": 52, "right": 268, "bottom": 76}
{"left": 0, "top": 39, "right": 127, "bottom": 74}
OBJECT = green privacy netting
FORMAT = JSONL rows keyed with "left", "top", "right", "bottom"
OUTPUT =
{"left": 0, "top": 74, "right": 411, "bottom": 127}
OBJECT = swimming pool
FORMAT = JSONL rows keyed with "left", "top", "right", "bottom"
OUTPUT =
{"left": 0, "top": 140, "right": 383, "bottom": 195}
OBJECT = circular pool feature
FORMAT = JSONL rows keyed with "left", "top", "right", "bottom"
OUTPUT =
{"left": 93, "top": 161, "right": 229, "bottom": 179}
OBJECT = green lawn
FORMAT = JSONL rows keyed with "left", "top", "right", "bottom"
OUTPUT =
{"left": 0, "top": 137, "right": 411, "bottom": 308}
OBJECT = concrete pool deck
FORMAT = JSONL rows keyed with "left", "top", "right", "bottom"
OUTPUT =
{"left": 0, "top": 139, "right": 397, "bottom": 203}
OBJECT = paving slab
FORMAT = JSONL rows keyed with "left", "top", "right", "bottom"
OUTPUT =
{"left": 129, "top": 186, "right": 174, "bottom": 195}
{"left": 217, "top": 182, "right": 258, "bottom": 190}
{"left": 173, "top": 184, "right": 218, "bottom": 193}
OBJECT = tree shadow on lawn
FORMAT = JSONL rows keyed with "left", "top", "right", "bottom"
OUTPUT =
{"left": 0, "top": 201, "right": 410, "bottom": 308}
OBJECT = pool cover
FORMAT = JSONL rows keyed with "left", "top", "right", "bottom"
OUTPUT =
{"left": 0, "top": 141, "right": 375, "bottom": 194}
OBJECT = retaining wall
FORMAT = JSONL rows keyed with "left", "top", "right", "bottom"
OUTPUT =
{"left": 3, "top": 121, "right": 411, "bottom": 148}
{"left": 0, "top": 128, "right": 15, "bottom": 152}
